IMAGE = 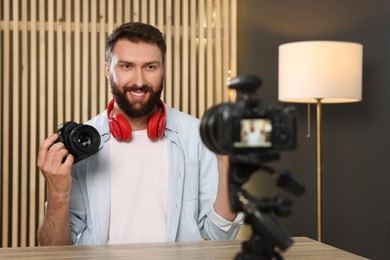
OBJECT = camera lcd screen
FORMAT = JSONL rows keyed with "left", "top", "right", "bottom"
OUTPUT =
{"left": 233, "top": 118, "right": 272, "bottom": 148}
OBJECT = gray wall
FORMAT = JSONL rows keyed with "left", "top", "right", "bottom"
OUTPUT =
{"left": 237, "top": 1, "right": 390, "bottom": 259}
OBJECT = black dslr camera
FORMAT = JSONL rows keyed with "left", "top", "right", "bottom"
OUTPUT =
{"left": 55, "top": 121, "right": 101, "bottom": 164}
{"left": 200, "top": 75, "right": 296, "bottom": 156}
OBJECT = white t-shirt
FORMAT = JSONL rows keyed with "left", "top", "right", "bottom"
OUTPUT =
{"left": 246, "top": 130, "right": 262, "bottom": 145}
{"left": 108, "top": 129, "right": 168, "bottom": 244}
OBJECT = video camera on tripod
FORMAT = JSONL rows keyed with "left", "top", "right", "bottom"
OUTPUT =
{"left": 200, "top": 75, "right": 305, "bottom": 259}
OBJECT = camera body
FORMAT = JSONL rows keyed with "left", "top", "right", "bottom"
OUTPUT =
{"left": 200, "top": 75, "right": 296, "bottom": 155}
{"left": 55, "top": 121, "right": 101, "bottom": 163}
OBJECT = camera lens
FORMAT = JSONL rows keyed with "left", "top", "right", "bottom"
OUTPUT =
{"left": 200, "top": 103, "right": 231, "bottom": 155}
{"left": 70, "top": 125, "right": 101, "bottom": 155}
{"left": 78, "top": 134, "right": 92, "bottom": 148}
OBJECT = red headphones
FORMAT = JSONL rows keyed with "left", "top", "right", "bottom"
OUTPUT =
{"left": 107, "top": 98, "right": 166, "bottom": 141}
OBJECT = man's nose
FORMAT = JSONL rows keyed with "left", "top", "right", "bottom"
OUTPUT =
{"left": 130, "top": 68, "right": 146, "bottom": 87}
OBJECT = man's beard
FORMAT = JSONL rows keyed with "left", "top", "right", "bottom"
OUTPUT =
{"left": 110, "top": 77, "right": 163, "bottom": 118}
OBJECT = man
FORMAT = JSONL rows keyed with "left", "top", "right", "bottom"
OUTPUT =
{"left": 245, "top": 122, "right": 262, "bottom": 146}
{"left": 37, "top": 22, "right": 242, "bottom": 246}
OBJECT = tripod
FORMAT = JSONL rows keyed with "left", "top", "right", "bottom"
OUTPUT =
{"left": 228, "top": 154, "right": 305, "bottom": 260}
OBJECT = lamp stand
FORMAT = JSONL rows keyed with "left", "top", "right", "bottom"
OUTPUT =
{"left": 316, "top": 98, "right": 323, "bottom": 242}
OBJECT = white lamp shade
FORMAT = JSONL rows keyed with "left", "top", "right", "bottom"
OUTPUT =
{"left": 278, "top": 41, "right": 363, "bottom": 103}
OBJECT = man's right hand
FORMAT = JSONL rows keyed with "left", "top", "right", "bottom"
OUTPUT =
{"left": 37, "top": 133, "right": 74, "bottom": 246}
{"left": 37, "top": 133, "right": 74, "bottom": 199}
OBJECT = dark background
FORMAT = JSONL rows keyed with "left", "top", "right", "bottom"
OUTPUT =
{"left": 237, "top": 1, "right": 390, "bottom": 259}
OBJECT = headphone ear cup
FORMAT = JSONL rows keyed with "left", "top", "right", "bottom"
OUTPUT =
{"left": 147, "top": 111, "right": 164, "bottom": 140}
{"left": 109, "top": 114, "right": 132, "bottom": 141}
{"left": 147, "top": 100, "right": 166, "bottom": 140}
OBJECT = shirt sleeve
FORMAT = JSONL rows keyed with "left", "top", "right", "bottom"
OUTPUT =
{"left": 69, "top": 166, "right": 88, "bottom": 245}
{"left": 203, "top": 199, "right": 245, "bottom": 240}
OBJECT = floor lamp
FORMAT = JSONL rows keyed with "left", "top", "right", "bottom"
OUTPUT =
{"left": 278, "top": 41, "right": 363, "bottom": 242}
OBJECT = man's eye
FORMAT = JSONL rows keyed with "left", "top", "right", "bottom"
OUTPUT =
{"left": 118, "top": 63, "right": 131, "bottom": 70}
{"left": 147, "top": 65, "right": 157, "bottom": 70}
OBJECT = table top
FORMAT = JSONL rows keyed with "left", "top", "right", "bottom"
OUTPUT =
{"left": 0, "top": 237, "right": 366, "bottom": 259}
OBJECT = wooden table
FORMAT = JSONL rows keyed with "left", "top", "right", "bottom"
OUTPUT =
{"left": 0, "top": 237, "right": 366, "bottom": 259}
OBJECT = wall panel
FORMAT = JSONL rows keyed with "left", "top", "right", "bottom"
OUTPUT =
{"left": 0, "top": 0, "right": 237, "bottom": 247}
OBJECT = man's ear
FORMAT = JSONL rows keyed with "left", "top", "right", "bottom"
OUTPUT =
{"left": 105, "top": 61, "right": 110, "bottom": 79}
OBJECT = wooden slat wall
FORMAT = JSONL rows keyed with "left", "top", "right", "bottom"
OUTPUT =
{"left": 0, "top": 0, "right": 237, "bottom": 248}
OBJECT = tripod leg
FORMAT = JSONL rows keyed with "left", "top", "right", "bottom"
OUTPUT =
{"left": 235, "top": 234, "right": 283, "bottom": 260}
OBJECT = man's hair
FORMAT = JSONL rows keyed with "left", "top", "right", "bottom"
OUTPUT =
{"left": 105, "top": 22, "right": 166, "bottom": 65}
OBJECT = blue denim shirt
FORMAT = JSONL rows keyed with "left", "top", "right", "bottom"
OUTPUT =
{"left": 68, "top": 104, "right": 243, "bottom": 245}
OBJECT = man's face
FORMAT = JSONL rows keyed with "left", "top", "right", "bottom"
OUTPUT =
{"left": 106, "top": 39, "right": 164, "bottom": 118}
